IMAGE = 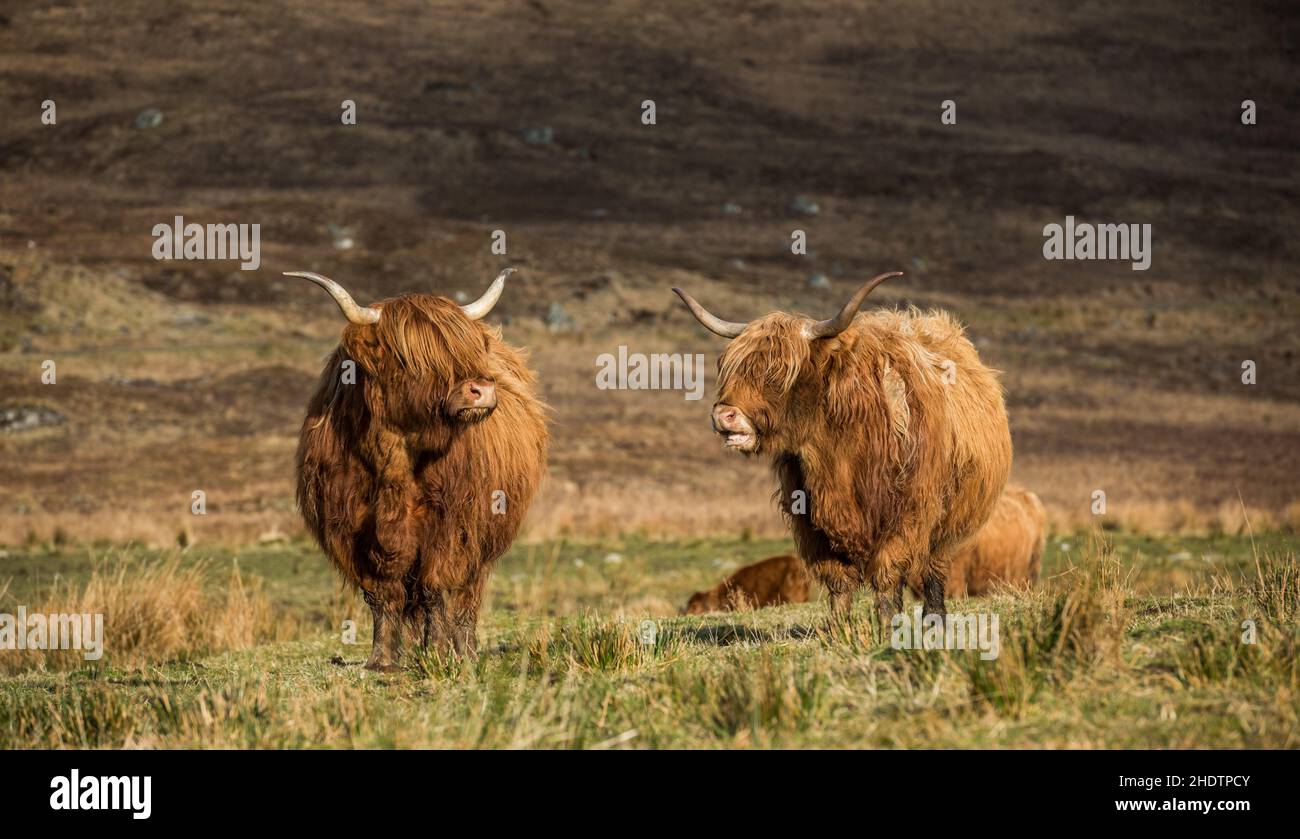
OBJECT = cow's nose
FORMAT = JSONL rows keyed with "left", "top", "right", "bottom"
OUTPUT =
{"left": 712, "top": 404, "right": 738, "bottom": 432}
{"left": 464, "top": 380, "right": 496, "bottom": 409}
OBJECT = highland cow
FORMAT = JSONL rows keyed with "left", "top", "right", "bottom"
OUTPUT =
{"left": 291, "top": 269, "right": 547, "bottom": 670}
{"left": 910, "top": 486, "right": 1047, "bottom": 598}
{"left": 683, "top": 554, "right": 811, "bottom": 614}
{"left": 674, "top": 272, "right": 1012, "bottom": 635}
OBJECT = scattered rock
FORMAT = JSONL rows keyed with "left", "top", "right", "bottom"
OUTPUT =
{"left": 453, "top": 290, "right": 470, "bottom": 303}
{"left": 911, "top": 256, "right": 927, "bottom": 271}
{"left": 0, "top": 405, "right": 66, "bottom": 433}
{"left": 545, "top": 301, "right": 574, "bottom": 331}
{"left": 258, "top": 529, "right": 289, "bottom": 545}
{"left": 327, "top": 223, "right": 354, "bottom": 251}
{"left": 788, "top": 195, "right": 820, "bottom": 216}
{"left": 133, "top": 108, "right": 164, "bottom": 130}
{"left": 1170, "top": 551, "right": 1192, "bottom": 561}
{"left": 721, "top": 202, "right": 743, "bottom": 215}
{"left": 521, "top": 125, "right": 553, "bottom": 145}
{"left": 808, "top": 273, "right": 830, "bottom": 289}
{"left": 727, "top": 258, "right": 746, "bottom": 270}
{"left": 603, "top": 552, "right": 623, "bottom": 565}
{"left": 171, "top": 312, "right": 211, "bottom": 328}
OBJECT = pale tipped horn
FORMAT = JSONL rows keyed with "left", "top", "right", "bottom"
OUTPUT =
{"left": 802, "top": 271, "right": 904, "bottom": 340}
{"left": 672, "top": 287, "right": 748, "bottom": 339}
{"left": 460, "top": 268, "right": 513, "bottom": 321}
{"left": 284, "top": 272, "right": 381, "bottom": 325}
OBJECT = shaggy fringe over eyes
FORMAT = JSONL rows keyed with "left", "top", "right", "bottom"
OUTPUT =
{"left": 364, "top": 295, "right": 491, "bottom": 379}
{"left": 718, "top": 316, "right": 810, "bottom": 396}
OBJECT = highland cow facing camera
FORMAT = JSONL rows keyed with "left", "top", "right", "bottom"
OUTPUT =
{"left": 674, "top": 272, "right": 1012, "bottom": 635}
{"left": 292, "top": 269, "right": 547, "bottom": 670}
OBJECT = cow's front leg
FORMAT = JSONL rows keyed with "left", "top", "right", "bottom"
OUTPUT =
{"left": 867, "top": 529, "right": 926, "bottom": 643}
{"left": 420, "top": 591, "right": 454, "bottom": 655}
{"left": 807, "top": 558, "right": 862, "bottom": 633}
{"left": 874, "top": 584, "right": 904, "bottom": 643}
{"left": 446, "top": 574, "right": 489, "bottom": 658}
{"left": 827, "top": 587, "right": 857, "bottom": 625}
{"left": 921, "top": 569, "right": 947, "bottom": 634}
{"left": 363, "top": 586, "right": 405, "bottom": 671}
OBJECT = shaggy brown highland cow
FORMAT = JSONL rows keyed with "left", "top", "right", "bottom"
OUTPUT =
{"left": 683, "top": 554, "right": 811, "bottom": 614}
{"left": 910, "top": 486, "right": 1046, "bottom": 597}
{"left": 290, "top": 269, "right": 547, "bottom": 670}
{"left": 674, "top": 272, "right": 1012, "bottom": 635}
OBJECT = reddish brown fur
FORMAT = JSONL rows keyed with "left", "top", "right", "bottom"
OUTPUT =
{"left": 709, "top": 305, "right": 1013, "bottom": 631}
{"left": 296, "top": 293, "right": 547, "bottom": 668}
{"left": 910, "top": 487, "right": 1046, "bottom": 597}
{"left": 683, "top": 554, "right": 811, "bottom": 614}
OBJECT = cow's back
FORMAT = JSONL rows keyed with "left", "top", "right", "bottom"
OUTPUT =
{"left": 728, "top": 554, "right": 809, "bottom": 607}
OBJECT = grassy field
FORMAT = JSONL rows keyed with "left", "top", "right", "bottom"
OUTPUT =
{"left": 1, "top": 529, "right": 1296, "bottom": 749}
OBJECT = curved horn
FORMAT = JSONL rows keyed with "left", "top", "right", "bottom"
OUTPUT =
{"left": 802, "top": 271, "right": 903, "bottom": 340}
{"left": 460, "top": 268, "right": 513, "bottom": 321}
{"left": 284, "top": 272, "right": 381, "bottom": 325}
{"left": 671, "top": 287, "right": 748, "bottom": 339}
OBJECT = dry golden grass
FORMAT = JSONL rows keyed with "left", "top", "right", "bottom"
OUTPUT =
{"left": 0, "top": 553, "right": 291, "bottom": 674}
{"left": 3, "top": 534, "right": 1297, "bottom": 748}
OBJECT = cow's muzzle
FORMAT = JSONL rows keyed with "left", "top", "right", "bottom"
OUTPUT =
{"left": 449, "top": 379, "right": 497, "bottom": 422}
{"left": 711, "top": 403, "right": 757, "bottom": 452}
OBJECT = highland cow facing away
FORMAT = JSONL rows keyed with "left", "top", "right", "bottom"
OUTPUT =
{"left": 683, "top": 554, "right": 811, "bottom": 614}
{"left": 292, "top": 269, "right": 547, "bottom": 670}
{"left": 911, "top": 487, "right": 1046, "bottom": 598}
{"left": 674, "top": 272, "right": 1012, "bottom": 636}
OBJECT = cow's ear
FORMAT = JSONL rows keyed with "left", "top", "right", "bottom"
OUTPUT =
{"left": 822, "top": 350, "right": 868, "bottom": 427}
{"left": 343, "top": 327, "right": 389, "bottom": 378}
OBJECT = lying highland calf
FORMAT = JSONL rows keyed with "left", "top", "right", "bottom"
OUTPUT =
{"left": 292, "top": 269, "right": 547, "bottom": 670}
{"left": 911, "top": 486, "right": 1046, "bottom": 598}
{"left": 683, "top": 554, "right": 811, "bottom": 614}
{"left": 674, "top": 272, "right": 1012, "bottom": 634}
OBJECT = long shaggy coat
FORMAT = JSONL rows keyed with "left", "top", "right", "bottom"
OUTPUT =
{"left": 718, "top": 306, "right": 1013, "bottom": 627}
{"left": 911, "top": 486, "right": 1046, "bottom": 597}
{"left": 683, "top": 555, "right": 811, "bottom": 614}
{"left": 296, "top": 294, "right": 547, "bottom": 665}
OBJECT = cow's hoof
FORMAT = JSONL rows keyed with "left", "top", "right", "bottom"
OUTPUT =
{"left": 363, "top": 661, "right": 403, "bottom": 673}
